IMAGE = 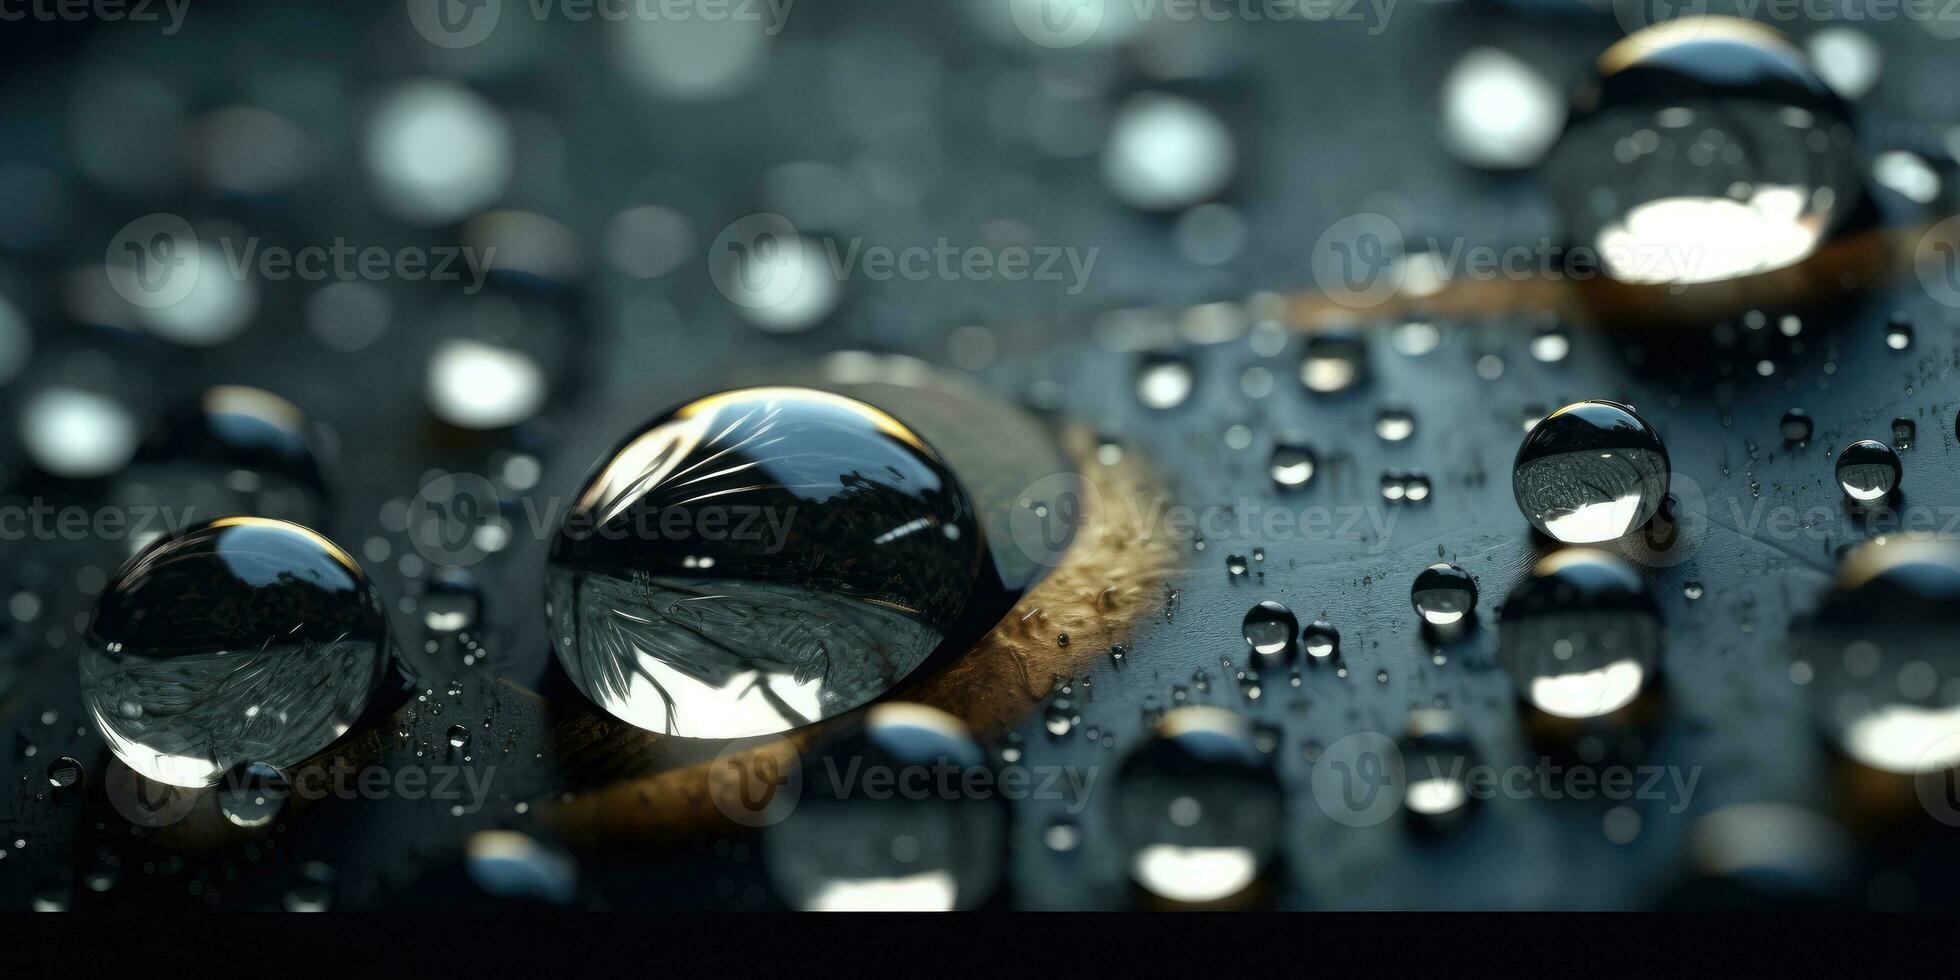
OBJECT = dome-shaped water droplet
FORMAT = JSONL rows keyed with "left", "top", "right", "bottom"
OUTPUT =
{"left": 1241, "top": 601, "right": 1298, "bottom": 667}
{"left": 80, "top": 518, "right": 389, "bottom": 787}
{"left": 1412, "top": 563, "right": 1477, "bottom": 627}
{"left": 1498, "top": 549, "right": 1660, "bottom": 722}
{"left": 216, "top": 761, "right": 289, "bottom": 828}
{"left": 1302, "top": 620, "right": 1340, "bottom": 661}
{"left": 421, "top": 566, "right": 483, "bottom": 635}
{"left": 46, "top": 757, "right": 83, "bottom": 789}
{"left": 765, "top": 704, "right": 1005, "bottom": 911}
{"left": 1780, "top": 408, "right": 1813, "bottom": 444}
{"left": 1114, "top": 707, "right": 1281, "bottom": 906}
{"left": 1513, "top": 400, "right": 1669, "bottom": 544}
{"left": 1834, "top": 439, "right": 1900, "bottom": 503}
{"left": 1299, "top": 335, "right": 1365, "bottom": 394}
{"left": 546, "top": 387, "right": 981, "bottom": 739}
{"left": 1269, "top": 443, "right": 1316, "bottom": 489}
{"left": 1401, "top": 709, "right": 1478, "bottom": 836}
{"left": 1136, "top": 353, "right": 1195, "bottom": 410}
{"left": 1800, "top": 537, "right": 1960, "bottom": 775}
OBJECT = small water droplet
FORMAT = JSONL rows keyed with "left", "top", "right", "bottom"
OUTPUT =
{"left": 1412, "top": 563, "right": 1477, "bottom": 627}
{"left": 1835, "top": 439, "right": 1900, "bottom": 502}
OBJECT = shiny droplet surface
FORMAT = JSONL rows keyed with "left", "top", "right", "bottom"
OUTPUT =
{"left": 1136, "top": 353, "right": 1195, "bottom": 410}
{"left": 1411, "top": 563, "right": 1477, "bottom": 627}
{"left": 1302, "top": 620, "right": 1340, "bottom": 661}
{"left": 1268, "top": 443, "right": 1316, "bottom": 489}
{"left": 1114, "top": 707, "right": 1281, "bottom": 905}
{"left": 216, "top": 761, "right": 289, "bottom": 829}
{"left": 1542, "top": 19, "right": 1866, "bottom": 291}
{"left": 765, "top": 704, "right": 1005, "bottom": 911}
{"left": 1802, "top": 537, "right": 1960, "bottom": 774}
{"left": 1241, "top": 601, "right": 1298, "bottom": 666}
{"left": 81, "top": 518, "right": 389, "bottom": 787}
{"left": 1780, "top": 408, "right": 1813, "bottom": 444}
{"left": 46, "top": 757, "right": 83, "bottom": 789}
{"left": 546, "top": 388, "right": 981, "bottom": 738}
{"left": 1513, "top": 400, "right": 1670, "bottom": 544}
{"left": 1498, "top": 549, "right": 1660, "bottom": 720}
{"left": 1834, "top": 439, "right": 1900, "bottom": 503}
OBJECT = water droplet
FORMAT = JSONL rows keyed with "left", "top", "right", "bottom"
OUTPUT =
{"left": 1441, "top": 47, "right": 1565, "bottom": 170}
{"left": 1834, "top": 439, "right": 1900, "bottom": 503}
{"left": 1241, "top": 601, "right": 1298, "bottom": 667}
{"left": 1780, "top": 408, "right": 1813, "bottom": 444}
{"left": 1302, "top": 620, "right": 1340, "bottom": 661}
{"left": 1299, "top": 335, "right": 1365, "bottom": 394}
{"left": 1137, "top": 353, "right": 1195, "bottom": 410}
{"left": 1530, "top": 326, "right": 1572, "bottom": 363}
{"left": 1114, "top": 707, "right": 1280, "bottom": 905}
{"left": 466, "top": 830, "right": 580, "bottom": 906}
{"left": 1375, "top": 409, "right": 1415, "bottom": 442}
{"left": 1885, "top": 314, "right": 1913, "bottom": 351}
{"left": 1269, "top": 443, "right": 1317, "bottom": 489}
{"left": 1891, "top": 417, "right": 1915, "bottom": 452}
{"left": 1541, "top": 22, "right": 1866, "bottom": 301}
{"left": 765, "top": 704, "right": 1004, "bottom": 910}
{"left": 1684, "top": 582, "right": 1705, "bottom": 600}
{"left": 1102, "top": 92, "right": 1236, "bottom": 213}
{"left": 1044, "top": 818, "right": 1082, "bottom": 853}
{"left": 447, "top": 724, "right": 471, "bottom": 749}
{"left": 1513, "top": 400, "right": 1669, "bottom": 544}
{"left": 546, "top": 388, "right": 981, "bottom": 739}
{"left": 421, "top": 566, "right": 483, "bottom": 635}
{"left": 81, "top": 518, "right": 389, "bottom": 787}
{"left": 216, "top": 761, "right": 289, "bottom": 828}
{"left": 21, "top": 386, "right": 140, "bottom": 480}
{"left": 1225, "top": 554, "right": 1248, "bottom": 578}
{"left": 45, "top": 757, "right": 82, "bottom": 789}
{"left": 1402, "top": 710, "right": 1478, "bottom": 835}
{"left": 1499, "top": 549, "right": 1659, "bottom": 721}
{"left": 1412, "top": 563, "right": 1477, "bottom": 627}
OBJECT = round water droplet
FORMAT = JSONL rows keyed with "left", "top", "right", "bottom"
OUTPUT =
{"left": 1513, "top": 400, "right": 1669, "bottom": 544}
{"left": 1780, "top": 408, "right": 1813, "bottom": 444}
{"left": 1136, "top": 353, "right": 1195, "bottom": 410}
{"left": 1268, "top": 443, "right": 1316, "bottom": 489}
{"left": 421, "top": 566, "right": 482, "bottom": 635}
{"left": 216, "top": 761, "right": 288, "bottom": 828}
{"left": 1401, "top": 710, "right": 1478, "bottom": 836}
{"left": 1541, "top": 19, "right": 1870, "bottom": 319}
{"left": 1834, "top": 439, "right": 1900, "bottom": 503}
{"left": 1441, "top": 47, "right": 1565, "bottom": 171}
{"left": 546, "top": 388, "right": 981, "bottom": 739}
{"left": 1241, "top": 601, "right": 1298, "bottom": 666}
{"left": 80, "top": 518, "right": 390, "bottom": 787}
{"left": 21, "top": 386, "right": 140, "bottom": 480}
{"left": 46, "top": 757, "right": 83, "bottom": 789}
{"left": 1300, "top": 335, "right": 1365, "bottom": 394}
{"left": 465, "top": 830, "right": 580, "bottom": 906}
{"left": 1302, "top": 620, "right": 1340, "bottom": 661}
{"left": 765, "top": 704, "right": 1005, "bottom": 911}
{"left": 1891, "top": 418, "right": 1915, "bottom": 452}
{"left": 1375, "top": 409, "right": 1415, "bottom": 442}
{"left": 1412, "top": 563, "right": 1477, "bottom": 627}
{"left": 1101, "top": 92, "right": 1236, "bottom": 213}
{"left": 447, "top": 724, "right": 471, "bottom": 749}
{"left": 1801, "top": 537, "right": 1960, "bottom": 774}
{"left": 1114, "top": 707, "right": 1280, "bottom": 906}
{"left": 1885, "top": 314, "right": 1913, "bottom": 351}
{"left": 1225, "top": 554, "right": 1248, "bottom": 578}
{"left": 1498, "top": 549, "right": 1659, "bottom": 721}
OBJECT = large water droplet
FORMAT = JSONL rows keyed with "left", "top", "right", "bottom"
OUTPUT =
{"left": 765, "top": 704, "right": 1005, "bottom": 911}
{"left": 546, "top": 388, "right": 981, "bottom": 738}
{"left": 1834, "top": 439, "right": 1900, "bottom": 503}
{"left": 1802, "top": 537, "right": 1960, "bottom": 774}
{"left": 80, "top": 518, "right": 389, "bottom": 787}
{"left": 1513, "top": 400, "right": 1669, "bottom": 544}
{"left": 1114, "top": 707, "right": 1280, "bottom": 906}
{"left": 1498, "top": 549, "right": 1660, "bottom": 721}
